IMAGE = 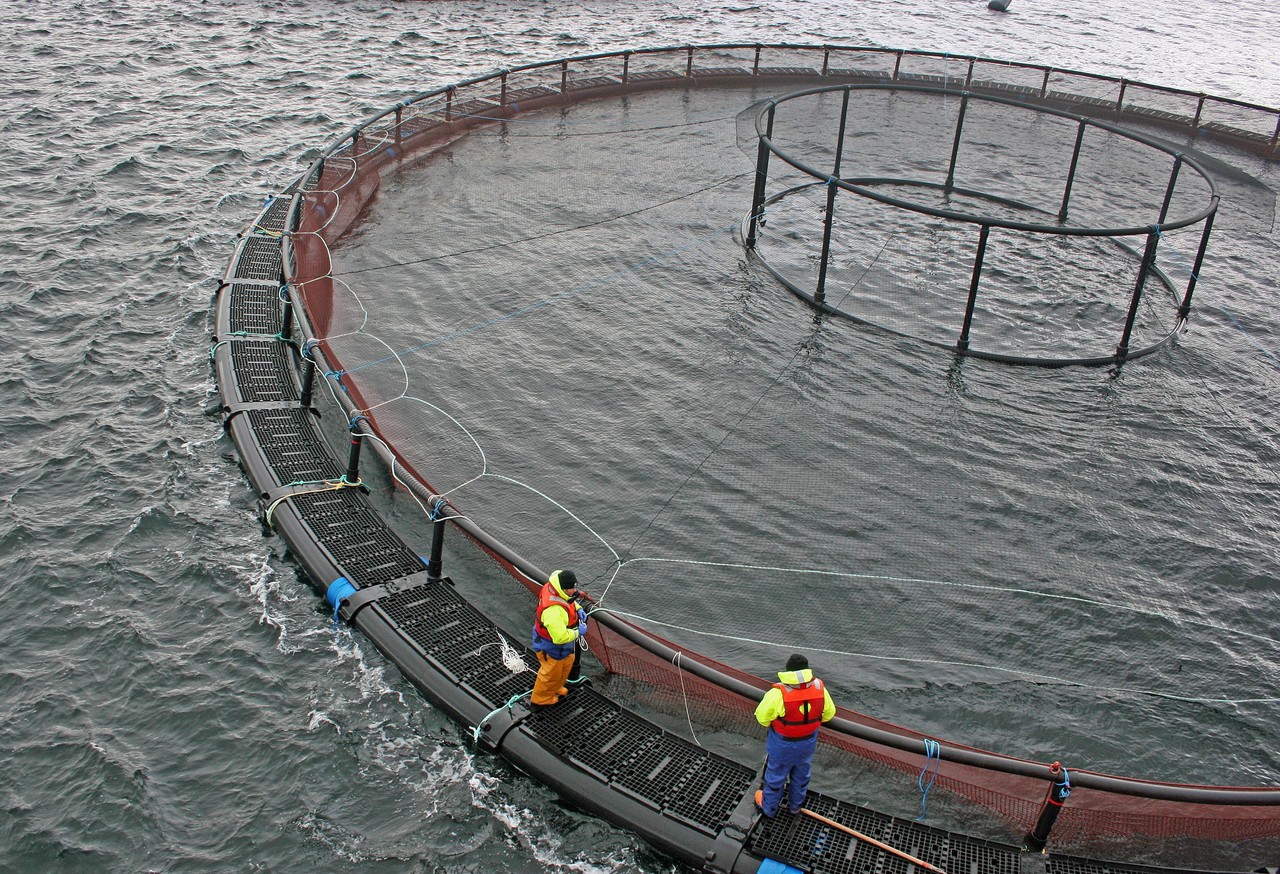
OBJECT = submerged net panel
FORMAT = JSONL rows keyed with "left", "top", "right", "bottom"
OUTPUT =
{"left": 279, "top": 47, "right": 1280, "bottom": 861}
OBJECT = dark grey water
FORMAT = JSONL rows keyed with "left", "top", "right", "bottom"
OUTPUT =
{"left": 3, "top": 2, "right": 1278, "bottom": 872}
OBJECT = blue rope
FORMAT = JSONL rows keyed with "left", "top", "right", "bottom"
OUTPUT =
{"left": 915, "top": 739, "right": 942, "bottom": 821}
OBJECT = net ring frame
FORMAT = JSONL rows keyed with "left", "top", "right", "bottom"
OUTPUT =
{"left": 743, "top": 82, "right": 1222, "bottom": 368}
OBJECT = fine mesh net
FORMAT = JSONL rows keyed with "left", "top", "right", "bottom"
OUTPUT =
{"left": 282, "top": 47, "right": 1280, "bottom": 860}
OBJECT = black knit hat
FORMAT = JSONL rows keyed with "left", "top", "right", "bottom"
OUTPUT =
{"left": 785, "top": 653, "right": 809, "bottom": 672}
{"left": 556, "top": 569, "right": 578, "bottom": 590}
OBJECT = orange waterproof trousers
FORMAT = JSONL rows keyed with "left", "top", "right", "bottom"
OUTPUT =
{"left": 531, "top": 651, "right": 575, "bottom": 705}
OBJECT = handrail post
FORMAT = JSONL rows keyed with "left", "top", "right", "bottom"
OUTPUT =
{"left": 345, "top": 418, "right": 365, "bottom": 484}
{"left": 1192, "top": 94, "right": 1206, "bottom": 130}
{"left": 1116, "top": 228, "right": 1161, "bottom": 360}
{"left": 1023, "top": 762, "right": 1071, "bottom": 853}
{"left": 1058, "top": 120, "right": 1087, "bottom": 223}
{"left": 500, "top": 71, "right": 508, "bottom": 106}
{"left": 1178, "top": 208, "right": 1216, "bottom": 319}
{"left": 1040, "top": 67, "right": 1051, "bottom": 99}
{"left": 299, "top": 341, "right": 317, "bottom": 408}
{"left": 622, "top": 51, "right": 630, "bottom": 85}
{"left": 560, "top": 60, "right": 568, "bottom": 94}
{"left": 892, "top": 50, "right": 903, "bottom": 81}
{"left": 745, "top": 103, "right": 776, "bottom": 249}
{"left": 944, "top": 93, "right": 970, "bottom": 191}
{"left": 394, "top": 105, "right": 403, "bottom": 148}
{"left": 685, "top": 45, "right": 694, "bottom": 78}
{"left": 445, "top": 87, "right": 454, "bottom": 122}
{"left": 753, "top": 44, "right": 761, "bottom": 76}
{"left": 1157, "top": 155, "right": 1184, "bottom": 225}
{"left": 279, "top": 284, "right": 294, "bottom": 341}
{"left": 1115, "top": 78, "right": 1128, "bottom": 118}
{"left": 956, "top": 225, "right": 991, "bottom": 352}
{"left": 425, "top": 498, "right": 447, "bottom": 581}
{"left": 815, "top": 88, "right": 852, "bottom": 305}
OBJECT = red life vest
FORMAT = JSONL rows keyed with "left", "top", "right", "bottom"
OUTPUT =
{"left": 770, "top": 678, "right": 826, "bottom": 738}
{"left": 533, "top": 581, "right": 576, "bottom": 643}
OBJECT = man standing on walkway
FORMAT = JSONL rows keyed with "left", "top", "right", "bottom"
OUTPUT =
{"left": 755, "top": 653, "right": 836, "bottom": 816}
{"left": 530, "top": 569, "right": 587, "bottom": 709}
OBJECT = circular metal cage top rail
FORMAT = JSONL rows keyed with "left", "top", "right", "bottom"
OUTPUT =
{"left": 752, "top": 82, "right": 1221, "bottom": 237}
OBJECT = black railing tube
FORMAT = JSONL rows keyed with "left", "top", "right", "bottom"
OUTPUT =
{"left": 944, "top": 92, "right": 970, "bottom": 191}
{"left": 1179, "top": 208, "right": 1216, "bottom": 318}
{"left": 745, "top": 103, "right": 776, "bottom": 249}
{"left": 1115, "top": 79, "right": 1128, "bottom": 117}
{"left": 753, "top": 45, "right": 761, "bottom": 76}
{"left": 1023, "top": 762, "right": 1071, "bottom": 853}
{"left": 1058, "top": 120, "right": 1087, "bottom": 223}
{"left": 1157, "top": 155, "right": 1184, "bottom": 225}
{"left": 956, "top": 224, "right": 991, "bottom": 352}
{"left": 1040, "top": 68, "right": 1051, "bottom": 99}
{"left": 685, "top": 46, "right": 694, "bottom": 78}
{"left": 964, "top": 57, "right": 975, "bottom": 88}
{"left": 622, "top": 52, "right": 630, "bottom": 85}
{"left": 394, "top": 106, "right": 402, "bottom": 148}
{"left": 892, "top": 50, "right": 903, "bottom": 81}
{"left": 500, "top": 71, "right": 508, "bottom": 106}
{"left": 560, "top": 61, "right": 568, "bottom": 94}
{"left": 1116, "top": 229, "right": 1161, "bottom": 359}
{"left": 815, "top": 88, "right": 852, "bottom": 304}
{"left": 425, "top": 498, "right": 447, "bottom": 581}
{"left": 821, "top": 48, "right": 830, "bottom": 76}
{"left": 1192, "top": 94, "right": 1206, "bottom": 129}
{"left": 445, "top": 87, "right": 453, "bottom": 122}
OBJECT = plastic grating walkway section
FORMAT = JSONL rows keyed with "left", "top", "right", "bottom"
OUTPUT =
{"left": 290, "top": 489, "right": 427, "bottom": 588}
{"left": 229, "top": 341, "right": 300, "bottom": 404}
{"left": 228, "top": 235, "right": 286, "bottom": 283}
{"left": 749, "top": 792, "right": 1018, "bottom": 874}
{"left": 378, "top": 579, "right": 539, "bottom": 704}
{"left": 221, "top": 282, "right": 283, "bottom": 336}
{"left": 247, "top": 408, "right": 343, "bottom": 486}
{"left": 526, "top": 689, "right": 756, "bottom": 836}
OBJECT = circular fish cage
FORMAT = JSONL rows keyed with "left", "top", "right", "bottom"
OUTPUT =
{"left": 743, "top": 83, "right": 1221, "bottom": 366}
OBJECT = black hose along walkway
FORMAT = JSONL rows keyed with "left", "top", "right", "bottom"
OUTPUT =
{"left": 212, "top": 194, "right": 1249, "bottom": 874}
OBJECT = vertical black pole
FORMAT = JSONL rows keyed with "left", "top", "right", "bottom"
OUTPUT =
{"left": 1023, "top": 762, "right": 1071, "bottom": 853}
{"left": 299, "top": 349, "right": 316, "bottom": 408}
{"left": 1156, "top": 156, "right": 1184, "bottom": 225}
{"left": 622, "top": 52, "right": 630, "bottom": 85}
{"left": 746, "top": 103, "right": 776, "bottom": 249}
{"left": 345, "top": 421, "right": 364, "bottom": 484}
{"left": 425, "top": 498, "right": 446, "bottom": 581}
{"left": 956, "top": 224, "right": 991, "bottom": 353}
{"left": 1058, "top": 120, "right": 1087, "bottom": 223}
{"left": 1116, "top": 228, "right": 1161, "bottom": 360}
{"left": 1178, "top": 208, "right": 1216, "bottom": 318}
{"left": 394, "top": 106, "right": 402, "bottom": 149}
{"left": 500, "top": 72, "right": 508, "bottom": 106}
{"left": 280, "top": 286, "right": 294, "bottom": 341}
{"left": 815, "top": 88, "right": 852, "bottom": 306}
{"left": 944, "top": 93, "right": 970, "bottom": 191}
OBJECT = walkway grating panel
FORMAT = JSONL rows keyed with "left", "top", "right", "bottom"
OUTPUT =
{"left": 291, "top": 489, "right": 425, "bottom": 587}
{"left": 230, "top": 341, "right": 298, "bottom": 403}
{"left": 247, "top": 408, "right": 340, "bottom": 485}
{"left": 230, "top": 236, "right": 284, "bottom": 282}
{"left": 223, "top": 282, "right": 282, "bottom": 336}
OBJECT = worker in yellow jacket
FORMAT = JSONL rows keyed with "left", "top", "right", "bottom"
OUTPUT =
{"left": 529, "top": 569, "right": 586, "bottom": 708}
{"left": 754, "top": 653, "right": 836, "bottom": 816}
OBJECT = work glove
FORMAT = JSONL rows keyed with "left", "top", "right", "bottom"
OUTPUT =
{"left": 577, "top": 607, "right": 587, "bottom": 625}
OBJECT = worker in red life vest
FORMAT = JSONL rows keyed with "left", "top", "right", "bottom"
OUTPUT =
{"left": 754, "top": 653, "right": 836, "bottom": 816}
{"left": 529, "top": 569, "right": 587, "bottom": 709}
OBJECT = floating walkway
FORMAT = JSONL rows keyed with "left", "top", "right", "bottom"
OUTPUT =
{"left": 215, "top": 218, "right": 1249, "bottom": 874}
{"left": 213, "top": 45, "right": 1280, "bottom": 873}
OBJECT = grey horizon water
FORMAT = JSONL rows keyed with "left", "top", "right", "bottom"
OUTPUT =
{"left": 2, "top": 1, "right": 1278, "bottom": 872}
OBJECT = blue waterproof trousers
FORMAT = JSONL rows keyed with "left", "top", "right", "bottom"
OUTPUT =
{"left": 760, "top": 728, "right": 818, "bottom": 816}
